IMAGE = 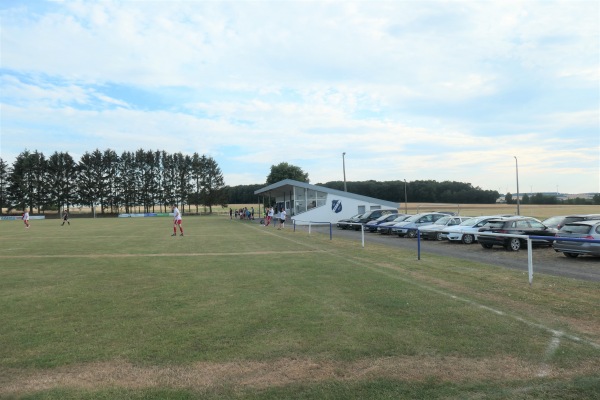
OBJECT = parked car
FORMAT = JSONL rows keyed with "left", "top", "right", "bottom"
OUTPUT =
{"left": 542, "top": 214, "right": 600, "bottom": 230}
{"left": 419, "top": 216, "right": 470, "bottom": 241}
{"left": 377, "top": 215, "right": 412, "bottom": 234}
{"left": 553, "top": 220, "right": 600, "bottom": 258}
{"left": 441, "top": 215, "right": 512, "bottom": 244}
{"left": 477, "top": 217, "right": 558, "bottom": 251}
{"left": 393, "top": 212, "right": 448, "bottom": 238}
{"left": 351, "top": 209, "right": 398, "bottom": 231}
{"left": 364, "top": 213, "right": 399, "bottom": 232}
{"left": 336, "top": 213, "right": 363, "bottom": 230}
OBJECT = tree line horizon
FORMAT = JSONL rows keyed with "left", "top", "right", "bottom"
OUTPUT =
{"left": 1, "top": 152, "right": 597, "bottom": 215}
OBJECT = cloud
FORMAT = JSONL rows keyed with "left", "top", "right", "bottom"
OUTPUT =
{"left": 0, "top": 0, "right": 598, "bottom": 194}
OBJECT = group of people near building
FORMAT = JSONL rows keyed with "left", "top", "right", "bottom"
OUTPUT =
{"left": 230, "top": 207, "right": 255, "bottom": 220}
{"left": 262, "top": 206, "right": 286, "bottom": 229}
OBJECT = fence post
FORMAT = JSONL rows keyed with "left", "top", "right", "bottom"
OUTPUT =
{"left": 417, "top": 228, "right": 421, "bottom": 260}
{"left": 527, "top": 238, "right": 533, "bottom": 286}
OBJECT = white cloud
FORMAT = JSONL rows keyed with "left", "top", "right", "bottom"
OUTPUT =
{"left": 0, "top": 0, "right": 598, "bottom": 194}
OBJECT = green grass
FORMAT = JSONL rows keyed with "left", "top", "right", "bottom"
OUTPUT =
{"left": 1, "top": 216, "right": 599, "bottom": 399}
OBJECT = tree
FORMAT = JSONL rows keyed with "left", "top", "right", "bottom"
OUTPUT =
{"left": 266, "top": 162, "right": 309, "bottom": 185}
{"left": 190, "top": 153, "right": 204, "bottom": 213}
{"left": 47, "top": 151, "right": 77, "bottom": 214}
{"left": 0, "top": 158, "right": 8, "bottom": 214}
{"left": 7, "top": 150, "right": 49, "bottom": 213}
{"left": 161, "top": 151, "right": 178, "bottom": 208}
{"left": 118, "top": 151, "right": 137, "bottom": 213}
{"left": 200, "top": 155, "right": 227, "bottom": 213}
{"left": 174, "top": 152, "right": 193, "bottom": 212}
{"left": 135, "top": 149, "right": 155, "bottom": 213}
{"left": 77, "top": 149, "right": 107, "bottom": 212}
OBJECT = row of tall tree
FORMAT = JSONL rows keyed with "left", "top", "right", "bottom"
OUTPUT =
{"left": 505, "top": 192, "right": 600, "bottom": 205}
{"left": 0, "top": 149, "right": 227, "bottom": 215}
{"left": 226, "top": 179, "right": 501, "bottom": 205}
{"left": 321, "top": 180, "right": 500, "bottom": 204}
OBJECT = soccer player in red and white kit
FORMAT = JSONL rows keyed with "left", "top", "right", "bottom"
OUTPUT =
{"left": 171, "top": 205, "right": 184, "bottom": 236}
{"left": 22, "top": 211, "right": 30, "bottom": 229}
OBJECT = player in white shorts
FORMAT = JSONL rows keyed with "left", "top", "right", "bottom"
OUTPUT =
{"left": 172, "top": 205, "right": 184, "bottom": 236}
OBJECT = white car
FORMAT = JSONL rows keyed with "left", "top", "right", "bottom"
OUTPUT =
{"left": 419, "top": 216, "right": 471, "bottom": 241}
{"left": 441, "top": 215, "right": 512, "bottom": 244}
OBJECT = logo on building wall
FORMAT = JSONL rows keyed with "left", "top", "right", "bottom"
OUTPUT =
{"left": 331, "top": 200, "right": 342, "bottom": 213}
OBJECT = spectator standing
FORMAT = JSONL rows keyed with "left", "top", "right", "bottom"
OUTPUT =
{"left": 265, "top": 206, "right": 274, "bottom": 227}
{"left": 278, "top": 208, "right": 287, "bottom": 230}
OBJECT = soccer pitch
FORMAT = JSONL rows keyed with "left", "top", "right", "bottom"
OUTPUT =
{"left": 1, "top": 215, "right": 599, "bottom": 399}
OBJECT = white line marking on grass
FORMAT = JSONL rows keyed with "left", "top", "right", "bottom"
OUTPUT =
{"left": 243, "top": 223, "right": 600, "bottom": 351}
{"left": 384, "top": 268, "right": 600, "bottom": 351}
{"left": 537, "top": 333, "right": 562, "bottom": 377}
{"left": 0, "top": 250, "right": 323, "bottom": 259}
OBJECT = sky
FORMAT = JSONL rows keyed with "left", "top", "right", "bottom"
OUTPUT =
{"left": 1, "top": 0, "right": 598, "bottom": 195}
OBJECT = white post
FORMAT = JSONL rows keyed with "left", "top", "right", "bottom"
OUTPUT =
{"left": 361, "top": 224, "right": 365, "bottom": 248}
{"left": 527, "top": 238, "right": 533, "bottom": 286}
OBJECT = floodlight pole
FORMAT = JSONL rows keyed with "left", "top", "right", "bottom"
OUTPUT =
{"left": 342, "top": 152, "right": 347, "bottom": 192}
{"left": 514, "top": 156, "right": 520, "bottom": 216}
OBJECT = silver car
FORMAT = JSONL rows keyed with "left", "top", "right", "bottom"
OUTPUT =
{"left": 543, "top": 214, "right": 600, "bottom": 230}
{"left": 377, "top": 215, "right": 412, "bottom": 234}
{"left": 553, "top": 220, "right": 600, "bottom": 258}
{"left": 393, "top": 212, "right": 448, "bottom": 238}
{"left": 441, "top": 215, "right": 511, "bottom": 244}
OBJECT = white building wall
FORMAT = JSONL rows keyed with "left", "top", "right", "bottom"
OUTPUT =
{"left": 291, "top": 194, "right": 397, "bottom": 225}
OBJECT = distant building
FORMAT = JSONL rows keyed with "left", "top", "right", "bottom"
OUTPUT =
{"left": 254, "top": 179, "right": 399, "bottom": 224}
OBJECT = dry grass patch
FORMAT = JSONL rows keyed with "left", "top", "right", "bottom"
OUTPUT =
{"left": 3, "top": 355, "right": 600, "bottom": 396}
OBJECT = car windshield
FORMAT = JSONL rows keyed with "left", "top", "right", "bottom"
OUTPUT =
{"left": 434, "top": 216, "right": 452, "bottom": 225}
{"left": 559, "top": 224, "right": 593, "bottom": 234}
{"left": 375, "top": 214, "right": 394, "bottom": 222}
{"left": 458, "top": 217, "right": 479, "bottom": 226}
{"left": 392, "top": 216, "right": 409, "bottom": 222}
{"left": 405, "top": 214, "right": 426, "bottom": 223}
{"left": 483, "top": 220, "right": 507, "bottom": 229}
{"left": 542, "top": 216, "right": 565, "bottom": 226}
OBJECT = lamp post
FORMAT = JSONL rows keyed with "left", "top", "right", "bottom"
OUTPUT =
{"left": 404, "top": 179, "right": 408, "bottom": 214}
{"left": 342, "top": 152, "right": 347, "bottom": 192}
{"left": 514, "top": 156, "right": 520, "bottom": 216}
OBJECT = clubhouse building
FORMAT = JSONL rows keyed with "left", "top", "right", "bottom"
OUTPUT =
{"left": 254, "top": 179, "right": 399, "bottom": 225}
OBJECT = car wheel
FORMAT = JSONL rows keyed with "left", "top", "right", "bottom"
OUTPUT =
{"left": 407, "top": 230, "right": 417, "bottom": 238}
{"left": 564, "top": 252, "right": 579, "bottom": 258}
{"left": 480, "top": 243, "right": 493, "bottom": 249}
{"left": 506, "top": 238, "right": 521, "bottom": 251}
{"left": 435, "top": 232, "right": 443, "bottom": 241}
{"left": 462, "top": 234, "right": 474, "bottom": 244}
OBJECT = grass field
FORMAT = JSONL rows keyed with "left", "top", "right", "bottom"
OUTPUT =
{"left": 1, "top": 215, "right": 599, "bottom": 399}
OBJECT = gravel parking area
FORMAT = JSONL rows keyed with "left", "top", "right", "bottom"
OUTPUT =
{"left": 304, "top": 225, "right": 600, "bottom": 282}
